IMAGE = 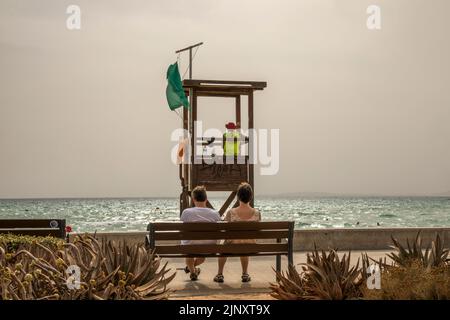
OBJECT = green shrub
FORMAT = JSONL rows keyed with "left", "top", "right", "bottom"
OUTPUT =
{"left": 0, "top": 234, "right": 64, "bottom": 253}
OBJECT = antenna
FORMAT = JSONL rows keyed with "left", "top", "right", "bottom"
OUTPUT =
{"left": 175, "top": 42, "right": 203, "bottom": 79}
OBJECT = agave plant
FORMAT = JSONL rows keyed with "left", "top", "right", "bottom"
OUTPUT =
{"left": 270, "top": 264, "right": 307, "bottom": 300}
{"left": 388, "top": 232, "right": 449, "bottom": 269}
{"left": 270, "top": 248, "right": 362, "bottom": 300}
{"left": 101, "top": 239, "right": 175, "bottom": 298}
{"left": 302, "top": 249, "right": 362, "bottom": 300}
{"left": 360, "top": 252, "right": 390, "bottom": 282}
{"left": 0, "top": 234, "right": 175, "bottom": 300}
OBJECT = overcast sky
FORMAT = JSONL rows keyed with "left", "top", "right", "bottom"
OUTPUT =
{"left": 1, "top": 0, "right": 449, "bottom": 198}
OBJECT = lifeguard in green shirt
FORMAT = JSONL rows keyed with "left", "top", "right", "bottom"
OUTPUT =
{"left": 223, "top": 122, "right": 241, "bottom": 156}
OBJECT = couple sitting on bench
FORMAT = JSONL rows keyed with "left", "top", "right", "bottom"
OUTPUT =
{"left": 180, "top": 183, "right": 261, "bottom": 283}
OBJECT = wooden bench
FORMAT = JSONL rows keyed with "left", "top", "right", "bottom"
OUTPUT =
{"left": 146, "top": 221, "right": 294, "bottom": 272}
{"left": 0, "top": 219, "right": 67, "bottom": 239}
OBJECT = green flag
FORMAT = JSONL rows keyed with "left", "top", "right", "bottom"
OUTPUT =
{"left": 166, "top": 62, "right": 189, "bottom": 110}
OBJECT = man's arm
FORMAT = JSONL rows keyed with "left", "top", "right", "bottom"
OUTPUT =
{"left": 201, "top": 137, "right": 215, "bottom": 146}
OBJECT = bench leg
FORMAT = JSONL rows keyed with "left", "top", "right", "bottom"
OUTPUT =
{"left": 276, "top": 255, "right": 281, "bottom": 273}
{"left": 276, "top": 238, "right": 282, "bottom": 272}
{"left": 288, "top": 251, "right": 293, "bottom": 266}
{"left": 288, "top": 222, "right": 294, "bottom": 267}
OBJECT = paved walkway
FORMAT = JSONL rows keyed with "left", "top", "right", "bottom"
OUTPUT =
{"left": 165, "top": 250, "right": 390, "bottom": 299}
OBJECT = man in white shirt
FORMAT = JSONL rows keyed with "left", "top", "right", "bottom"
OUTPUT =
{"left": 180, "top": 185, "right": 220, "bottom": 281}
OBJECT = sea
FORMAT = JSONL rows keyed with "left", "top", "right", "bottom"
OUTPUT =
{"left": 1, "top": 197, "right": 449, "bottom": 233}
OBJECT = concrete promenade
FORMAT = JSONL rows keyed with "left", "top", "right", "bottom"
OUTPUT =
{"left": 165, "top": 250, "right": 390, "bottom": 299}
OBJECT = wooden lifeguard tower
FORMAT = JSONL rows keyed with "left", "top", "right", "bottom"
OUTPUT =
{"left": 176, "top": 43, "right": 267, "bottom": 215}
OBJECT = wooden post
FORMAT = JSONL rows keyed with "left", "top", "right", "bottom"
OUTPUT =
{"left": 219, "top": 191, "right": 237, "bottom": 216}
{"left": 235, "top": 95, "right": 241, "bottom": 128}
{"left": 180, "top": 101, "right": 189, "bottom": 215}
{"left": 190, "top": 88, "right": 197, "bottom": 204}
{"left": 183, "top": 106, "right": 189, "bottom": 171}
{"left": 149, "top": 223, "right": 155, "bottom": 250}
{"left": 189, "top": 48, "right": 192, "bottom": 79}
{"left": 248, "top": 90, "right": 254, "bottom": 207}
{"left": 288, "top": 222, "right": 294, "bottom": 266}
{"left": 276, "top": 238, "right": 281, "bottom": 273}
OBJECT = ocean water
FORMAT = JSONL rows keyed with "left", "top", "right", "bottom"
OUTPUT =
{"left": 0, "top": 197, "right": 449, "bottom": 233}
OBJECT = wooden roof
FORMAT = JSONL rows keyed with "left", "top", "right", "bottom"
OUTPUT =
{"left": 183, "top": 79, "right": 267, "bottom": 97}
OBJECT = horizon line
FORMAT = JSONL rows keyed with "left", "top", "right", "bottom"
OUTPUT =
{"left": 1, "top": 193, "right": 449, "bottom": 201}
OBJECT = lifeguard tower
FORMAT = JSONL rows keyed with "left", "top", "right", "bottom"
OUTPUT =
{"left": 175, "top": 43, "right": 267, "bottom": 215}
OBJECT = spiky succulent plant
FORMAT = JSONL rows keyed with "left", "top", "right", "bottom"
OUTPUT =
{"left": 271, "top": 248, "right": 362, "bottom": 300}
{"left": 388, "top": 232, "right": 449, "bottom": 269}
{"left": 0, "top": 234, "right": 174, "bottom": 300}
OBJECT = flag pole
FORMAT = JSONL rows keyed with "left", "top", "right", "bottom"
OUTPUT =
{"left": 175, "top": 42, "right": 203, "bottom": 79}
{"left": 175, "top": 42, "right": 203, "bottom": 212}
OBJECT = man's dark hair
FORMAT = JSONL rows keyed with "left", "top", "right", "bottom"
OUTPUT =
{"left": 192, "top": 185, "right": 207, "bottom": 202}
{"left": 237, "top": 182, "right": 253, "bottom": 204}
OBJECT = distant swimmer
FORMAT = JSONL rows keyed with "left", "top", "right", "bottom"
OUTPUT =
{"left": 356, "top": 221, "right": 360, "bottom": 225}
{"left": 377, "top": 222, "right": 381, "bottom": 226}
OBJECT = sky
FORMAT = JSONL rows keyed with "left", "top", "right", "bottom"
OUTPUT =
{"left": 0, "top": 0, "right": 449, "bottom": 198}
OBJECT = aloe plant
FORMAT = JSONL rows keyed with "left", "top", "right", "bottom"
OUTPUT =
{"left": 270, "top": 248, "right": 362, "bottom": 300}
{"left": 388, "top": 232, "right": 449, "bottom": 269}
{"left": 0, "top": 234, "right": 175, "bottom": 300}
{"left": 302, "top": 249, "right": 362, "bottom": 300}
{"left": 270, "top": 264, "right": 306, "bottom": 300}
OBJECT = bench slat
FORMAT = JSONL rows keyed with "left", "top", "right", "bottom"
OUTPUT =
{"left": 153, "top": 243, "right": 288, "bottom": 255}
{"left": 0, "top": 219, "right": 65, "bottom": 228}
{"left": 154, "top": 252, "right": 287, "bottom": 258}
{"left": 153, "top": 230, "right": 289, "bottom": 240}
{"left": 0, "top": 219, "right": 66, "bottom": 239}
{"left": 0, "top": 228, "right": 60, "bottom": 231}
{"left": 149, "top": 221, "right": 291, "bottom": 231}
